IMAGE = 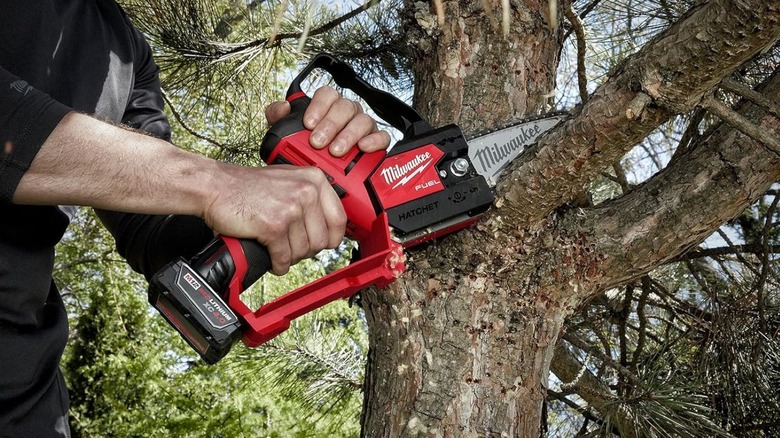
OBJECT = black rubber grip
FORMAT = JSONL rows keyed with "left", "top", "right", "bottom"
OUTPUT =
{"left": 259, "top": 96, "right": 311, "bottom": 162}
{"left": 190, "top": 236, "right": 272, "bottom": 296}
{"left": 285, "top": 53, "right": 432, "bottom": 138}
{"left": 237, "top": 238, "right": 272, "bottom": 290}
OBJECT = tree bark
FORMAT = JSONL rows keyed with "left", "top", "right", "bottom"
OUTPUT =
{"left": 362, "top": 2, "right": 565, "bottom": 435}
{"left": 360, "top": 0, "right": 780, "bottom": 436}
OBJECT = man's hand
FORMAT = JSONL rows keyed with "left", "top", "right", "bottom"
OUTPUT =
{"left": 202, "top": 163, "right": 347, "bottom": 275}
{"left": 227, "top": 86, "right": 389, "bottom": 273}
{"left": 206, "top": 87, "right": 391, "bottom": 274}
{"left": 265, "top": 86, "right": 391, "bottom": 157}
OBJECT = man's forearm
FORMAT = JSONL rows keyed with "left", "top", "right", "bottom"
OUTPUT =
{"left": 14, "top": 112, "right": 216, "bottom": 217}
{"left": 12, "top": 110, "right": 350, "bottom": 275}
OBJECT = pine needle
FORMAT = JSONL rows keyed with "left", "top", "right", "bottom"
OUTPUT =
{"left": 502, "top": 0, "right": 510, "bottom": 36}
{"left": 268, "top": 0, "right": 289, "bottom": 46}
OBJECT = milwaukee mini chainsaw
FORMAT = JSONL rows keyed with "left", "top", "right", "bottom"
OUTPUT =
{"left": 148, "top": 53, "right": 565, "bottom": 364}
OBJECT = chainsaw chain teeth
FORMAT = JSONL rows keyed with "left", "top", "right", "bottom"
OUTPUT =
{"left": 465, "top": 111, "right": 569, "bottom": 141}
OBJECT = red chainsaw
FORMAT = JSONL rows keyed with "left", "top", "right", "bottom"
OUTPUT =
{"left": 148, "top": 53, "right": 564, "bottom": 364}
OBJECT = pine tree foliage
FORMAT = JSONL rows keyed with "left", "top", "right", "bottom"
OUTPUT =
{"left": 58, "top": 210, "right": 365, "bottom": 435}
{"left": 548, "top": 0, "right": 780, "bottom": 435}
{"left": 57, "top": 210, "right": 169, "bottom": 436}
{"left": 223, "top": 244, "right": 366, "bottom": 436}
{"left": 118, "top": 0, "right": 407, "bottom": 163}
{"left": 228, "top": 316, "right": 366, "bottom": 436}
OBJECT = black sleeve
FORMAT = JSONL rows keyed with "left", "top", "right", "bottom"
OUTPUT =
{"left": 95, "top": 18, "right": 213, "bottom": 280}
{"left": 0, "top": 66, "right": 71, "bottom": 202}
{"left": 95, "top": 212, "right": 215, "bottom": 279}
{"left": 120, "top": 23, "right": 172, "bottom": 141}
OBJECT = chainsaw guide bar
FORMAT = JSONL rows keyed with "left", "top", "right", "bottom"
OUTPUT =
{"left": 466, "top": 111, "right": 568, "bottom": 187}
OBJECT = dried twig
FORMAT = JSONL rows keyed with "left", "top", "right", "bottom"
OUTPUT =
{"left": 161, "top": 90, "right": 235, "bottom": 152}
{"left": 611, "top": 160, "right": 631, "bottom": 193}
{"left": 547, "top": 389, "right": 606, "bottom": 426}
{"left": 673, "top": 243, "right": 780, "bottom": 262}
{"left": 703, "top": 93, "right": 780, "bottom": 155}
{"left": 721, "top": 78, "right": 780, "bottom": 120}
{"left": 565, "top": 3, "right": 589, "bottom": 103}
{"left": 563, "top": 0, "right": 602, "bottom": 41}
{"left": 564, "top": 333, "right": 641, "bottom": 386}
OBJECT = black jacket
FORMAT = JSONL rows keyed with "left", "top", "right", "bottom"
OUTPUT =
{"left": 0, "top": 1, "right": 212, "bottom": 435}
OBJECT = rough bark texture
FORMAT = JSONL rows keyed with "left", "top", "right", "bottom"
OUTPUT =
{"left": 360, "top": 0, "right": 780, "bottom": 436}
{"left": 406, "top": 0, "right": 563, "bottom": 130}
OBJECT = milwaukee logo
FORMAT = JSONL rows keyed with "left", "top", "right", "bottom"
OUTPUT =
{"left": 380, "top": 152, "right": 433, "bottom": 189}
{"left": 472, "top": 123, "right": 542, "bottom": 174}
{"left": 10, "top": 80, "right": 31, "bottom": 96}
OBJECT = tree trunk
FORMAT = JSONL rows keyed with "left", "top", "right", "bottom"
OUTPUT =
{"left": 362, "top": 2, "right": 565, "bottom": 435}
{"left": 360, "top": 0, "right": 780, "bottom": 436}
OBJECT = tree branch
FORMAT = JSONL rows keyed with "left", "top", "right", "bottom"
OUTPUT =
{"left": 497, "top": 0, "right": 780, "bottom": 228}
{"left": 562, "top": 0, "right": 602, "bottom": 42}
{"left": 562, "top": 334, "right": 641, "bottom": 386}
{"left": 550, "top": 340, "right": 638, "bottom": 438}
{"left": 672, "top": 244, "right": 780, "bottom": 262}
{"left": 702, "top": 93, "right": 780, "bottom": 156}
{"left": 564, "top": 3, "right": 589, "bottom": 103}
{"left": 218, "top": 0, "right": 381, "bottom": 56}
{"left": 161, "top": 90, "right": 246, "bottom": 155}
{"left": 721, "top": 77, "right": 780, "bottom": 120}
{"left": 546, "top": 389, "right": 606, "bottom": 428}
{"left": 583, "top": 67, "right": 780, "bottom": 292}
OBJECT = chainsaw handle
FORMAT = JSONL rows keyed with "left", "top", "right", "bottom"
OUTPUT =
{"left": 191, "top": 236, "right": 271, "bottom": 297}
{"left": 235, "top": 213, "right": 405, "bottom": 347}
{"left": 261, "top": 53, "right": 432, "bottom": 163}
{"left": 286, "top": 53, "right": 432, "bottom": 137}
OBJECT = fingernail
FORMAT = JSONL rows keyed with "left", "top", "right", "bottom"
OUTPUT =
{"left": 331, "top": 139, "right": 346, "bottom": 155}
{"left": 279, "top": 101, "right": 291, "bottom": 111}
{"left": 312, "top": 131, "right": 328, "bottom": 147}
{"left": 306, "top": 115, "right": 319, "bottom": 128}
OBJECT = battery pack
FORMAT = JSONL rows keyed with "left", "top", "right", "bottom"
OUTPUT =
{"left": 148, "top": 258, "right": 243, "bottom": 364}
